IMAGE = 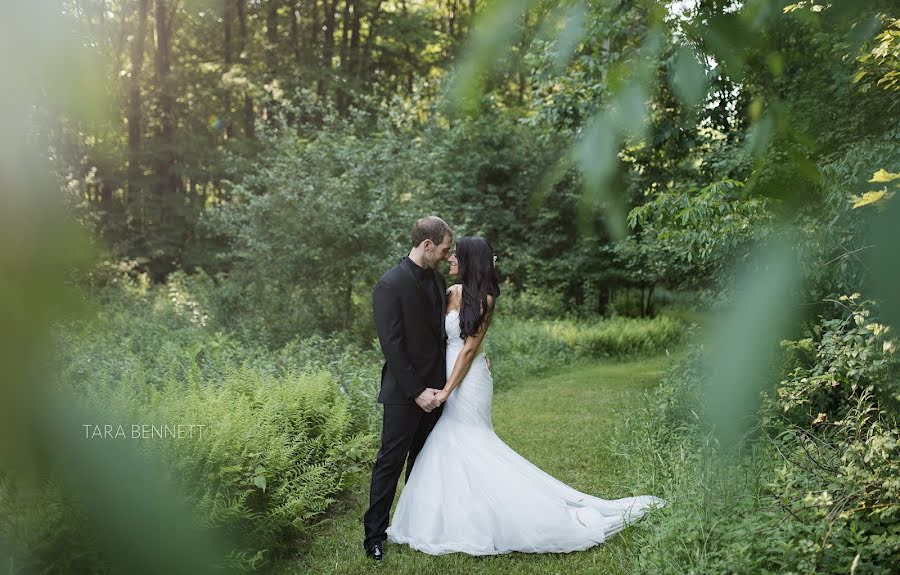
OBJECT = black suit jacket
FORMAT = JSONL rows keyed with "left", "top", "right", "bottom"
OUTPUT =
{"left": 372, "top": 259, "right": 448, "bottom": 404}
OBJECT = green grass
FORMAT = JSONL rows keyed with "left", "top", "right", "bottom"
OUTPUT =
{"left": 270, "top": 354, "right": 673, "bottom": 575}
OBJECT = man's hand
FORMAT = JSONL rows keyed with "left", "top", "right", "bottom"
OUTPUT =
{"left": 415, "top": 388, "right": 440, "bottom": 412}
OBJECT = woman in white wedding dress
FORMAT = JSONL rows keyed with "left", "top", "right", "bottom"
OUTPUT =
{"left": 386, "top": 236, "right": 665, "bottom": 556}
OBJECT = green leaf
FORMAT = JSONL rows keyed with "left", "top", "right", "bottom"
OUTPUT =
{"left": 446, "top": 0, "right": 539, "bottom": 115}
{"left": 671, "top": 44, "right": 707, "bottom": 107}
{"left": 744, "top": 111, "right": 775, "bottom": 158}
{"left": 614, "top": 83, "right": 649, "bottom": 139}
{"left": 529, "top": 149, "right": 575, "bottom": 210}
{"left": 253, "top": 475, "right": 267, "bottom": 493}
{"left": 552, "top": 0, "right": 587, "bottom": 71}
{"left": 870, "top": 194, "right": 900, "bottom": 330}
{"left": 575, "top": 114, "right": 626, "bottom": 239}
{"left": 706, "top": 239, "right": 803, "bottom": 448}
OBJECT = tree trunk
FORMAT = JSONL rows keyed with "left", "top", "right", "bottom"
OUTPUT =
{"left": 290, "top": 1, "right": 301, "bottom": 66}
{"left": 516, "top": 35, "right": 527, "bottom": 104}
{"left": 153, "top": 0, "right": 178, "bottom": 275}
{"left": 264, "top": 0, "right": 280, "bottom": 124}
{"left": 223, "top": 0, "right": 233, "bottom": 139}
{"left": 306, "top": 0, "right": 320, "bottom": 71}
{"left": 267, "top": 0, "right": 279, "bottom": 74}
{"left": 448, "top": 0, "right": 457, "bottom": 38}
{"left": 128, "top": 0, "right": 149, "bottom": 223}
{"left": 336, "top": 0, "right": 352, "bottom": 114}
{"left": 359, "top": 1, "right": 383, "bottom": 86}
{"left": 237, "top": 0, "right": 254, "bottom": 137}
{"left": 288, "top": 0, "right": 303, "bottom": 127}
{"left": 342, "top": 0, "right": 361, "bottom": 111}
{"left": 318, "top": 0, "right": 336, "bottom": 103}
{"left": 154, "top": 0, "right": 176, "bottom": 187}
{"left": 348, "top": 0, "right": 361, "bottom": 77}
{"left": 598, "top": 285, "right": 609, "bottom": 315}
{"left": 113, "top": 0, "right": 133, "bottom": 82}
{"left": 343, "top": 276, "right": 353, "bottom": 331}
{"left": 401, "top": 0, "right": 413, "bottom": 93}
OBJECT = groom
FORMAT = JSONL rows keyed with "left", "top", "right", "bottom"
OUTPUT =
{"left": 362, "top": 216, "right": 453, "bottom": 560}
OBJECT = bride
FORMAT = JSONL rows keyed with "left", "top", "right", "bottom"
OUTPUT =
{"left": 386, "top": 236, "right": 665, "bottom": 556}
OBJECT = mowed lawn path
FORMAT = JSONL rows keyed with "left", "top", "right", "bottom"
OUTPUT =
{"left": 272, "top": 354, "right": 671, "bottom": 575}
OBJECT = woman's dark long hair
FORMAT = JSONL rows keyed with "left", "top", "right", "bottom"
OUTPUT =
{"left": 456, "top": 236, "right": 500, "bottom": 340}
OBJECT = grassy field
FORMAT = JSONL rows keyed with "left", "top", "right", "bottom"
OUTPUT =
{"left": 271, "top": 354, "right": 673, "bottom": 575}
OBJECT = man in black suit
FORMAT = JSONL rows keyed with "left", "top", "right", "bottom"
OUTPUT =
{"left": 362, "top": 216, "right": 453, "bottom": 560}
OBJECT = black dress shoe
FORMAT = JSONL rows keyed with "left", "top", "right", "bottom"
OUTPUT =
{"left": 365, "top": 541, "right": 384, "bottom": 561}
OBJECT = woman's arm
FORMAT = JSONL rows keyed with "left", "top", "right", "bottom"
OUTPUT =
{"left": 435, "top": 296, "right": 494, "bottom": 403}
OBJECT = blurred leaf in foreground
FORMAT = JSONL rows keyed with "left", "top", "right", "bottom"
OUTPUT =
{"left": 705, "top": 239, "right": 803, "bottom": 448}
{"left": 0, "top": 2, "right": 235, "bottom": 573}
{"left": 870, "top": 192, "right": 900, "bottom": 331}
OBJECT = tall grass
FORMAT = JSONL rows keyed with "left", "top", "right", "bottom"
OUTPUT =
{"left": 487, "top": 314, "right": 686, "bottom": 389}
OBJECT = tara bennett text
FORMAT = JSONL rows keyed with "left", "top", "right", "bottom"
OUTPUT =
{"left": 83, "top": 424, "right": 206, "bottom": 440}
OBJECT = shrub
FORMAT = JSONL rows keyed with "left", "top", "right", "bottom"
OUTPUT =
{"left": 139, "top": 368, "right": 376, "bottom": 568}
{"left": 609, "top": 298, "right": 900, "bottom": 575}
{"left": 497, "top": 287, "right": 569, "bottom": 320}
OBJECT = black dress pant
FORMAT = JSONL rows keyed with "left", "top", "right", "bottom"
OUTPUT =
{"left": 362, "top": 402, "right": 442, "bottom": 551}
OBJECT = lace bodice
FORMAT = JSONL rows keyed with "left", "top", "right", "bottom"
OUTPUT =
{"left": 445, "top": 308, "right": 463, "bottom": 348}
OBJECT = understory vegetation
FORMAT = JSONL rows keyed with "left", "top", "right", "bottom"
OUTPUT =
{"left": 612, "top": 297, "right": 899, "bottom": 574}
{"left": 2, "top": 0, "right": 898, "bottom": 573}
{"left": 1, "top": 273, "right": 685, "bottom": 573}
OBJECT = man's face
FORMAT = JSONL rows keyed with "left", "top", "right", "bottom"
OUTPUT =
{"left": 425, "top": 234, "right": 453, "bottom": 269}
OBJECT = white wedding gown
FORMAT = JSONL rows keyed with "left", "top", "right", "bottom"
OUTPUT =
{"left": 386, "top": 308, "right": 665, "bottom": 555}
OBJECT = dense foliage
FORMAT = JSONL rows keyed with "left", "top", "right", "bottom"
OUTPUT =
{"left": 1, "top": 266, "right": 682, "bottom": 572}
{"left": 612, "top": 297, "right": 898, "bottom": 574}
{"left": 3, "top": 0, "right": 898, "bottom": 573}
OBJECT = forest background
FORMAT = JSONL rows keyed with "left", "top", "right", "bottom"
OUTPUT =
{"left": 0, "top": 0, "right": 898, "bottom": 573}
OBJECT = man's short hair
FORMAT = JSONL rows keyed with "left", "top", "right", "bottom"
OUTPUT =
{"left": 411, "top": 216, "right": 453, "bottom": 248}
